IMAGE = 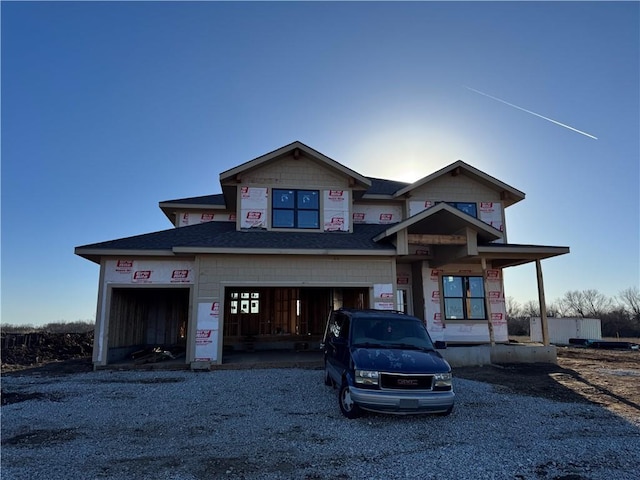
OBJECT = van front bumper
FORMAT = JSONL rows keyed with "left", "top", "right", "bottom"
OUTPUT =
{"left": 349, "top": 386, "right": 455, "bottom": 414}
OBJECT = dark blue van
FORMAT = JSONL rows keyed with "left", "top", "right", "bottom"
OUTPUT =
{"left": 321, "top": 309, "right": 455, "bottom": 418}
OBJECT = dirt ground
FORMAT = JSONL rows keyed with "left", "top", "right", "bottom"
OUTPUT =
{"left": 2, "top": 339, "right": 639, "bottom": 425}
{"left": 455, "top": 347, "right": 640, "bottom": 424}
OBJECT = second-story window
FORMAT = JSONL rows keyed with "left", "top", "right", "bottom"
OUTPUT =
{"left": 272, "top": 189, "right": 319, "bottom": 229}
{"left": 435, "top": 201, "right": 477, "bottom": 217}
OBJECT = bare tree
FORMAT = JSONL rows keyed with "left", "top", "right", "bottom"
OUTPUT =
{"left": 560, "top": 289, "right": 613, "bottom": 318}
{"left": 618, "top": 287, "right": 640, "bottom": 324}
{"left": 521, "top": 300, "right": 541, "bottom": 317}
{"left": 583, "top": 289, "right": 613, "bottom": 317}
{"left": 505, "top": 296, "right": 522, "bottom": 320}
{"left": 561, "top": 290, "right": 586, "bottom": 317}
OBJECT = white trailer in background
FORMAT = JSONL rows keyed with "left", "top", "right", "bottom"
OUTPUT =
{"left": 530, "top": 317, "right": 602, "bottom": 345}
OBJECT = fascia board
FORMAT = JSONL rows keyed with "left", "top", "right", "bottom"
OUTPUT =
{"left": 172, "top": 247, "right": 396, "bottom": 256}
{"left": 478, "top": 245, "right": 570, "bottom": 257}
{"left": 159, "top": 202, "right": 227, "bottom": 210}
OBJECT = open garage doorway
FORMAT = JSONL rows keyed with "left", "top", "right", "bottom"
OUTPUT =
{"left": 223, "top": 287, "right": 368, "bottom": 352}
{"left": 107, "top": 287, "right": 190, "bottom": 364}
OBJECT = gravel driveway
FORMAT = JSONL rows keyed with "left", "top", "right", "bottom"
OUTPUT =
{"left": 2, "top": 368, "right": 639, "bottom": 480}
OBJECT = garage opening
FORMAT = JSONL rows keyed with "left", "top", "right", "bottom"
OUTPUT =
{"left": 107, "top": 287, "right": 190, "bottom": 364}
{"left": 223, "top": 287, "right": 368, "bottom": 352}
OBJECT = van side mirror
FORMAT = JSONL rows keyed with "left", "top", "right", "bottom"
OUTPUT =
{"left": 434, "top": 340, "right": 447, "bottom": 349}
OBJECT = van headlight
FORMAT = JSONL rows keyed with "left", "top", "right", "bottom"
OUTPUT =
{"left": 433, "top": 372, "right": 452, "bottom": 387}
{"left": 355, "top": 369, "right": 379, "bottom": 386}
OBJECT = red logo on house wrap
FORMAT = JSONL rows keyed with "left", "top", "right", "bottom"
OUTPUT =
{"left": 171, "top": 270, "right": 189, "bottom": 279}
{"left": 229, "top": 213, "right": 237, "bottom": 221}
{"left": 491, "top": 313, "right": 503, "bottom": 321}
{"left": 240, "top": 186, "right": 249, "bottom": 196}
{"left": 211, "top": 302, "right": 220, "bottom": 315}
{"left": 380, "top": 213, "right": 393, "bottom": 222}
{"left": 397, "top": 277, "right": 409, "bottom": 285}
{"left": 247, "top": 211, "right": 262, "bottom": 220}
{"left": 487, "top": 270, "right": 500, "bottom": 279}
{"left": 353, "top": 212, "right": 365, "bottom": 221}
{"left": 201, "top": 213, "right": 214, "bottom": 222}
{"left": 196, "top": 330, "right": 212, "bottom": 339}
{"left": 480, "top": 202, "right": 495, "bottom": 209}
{"left": 434, "top": 313, "right": 442, "bottom": 321}
{"left": 432, "top": 291, "right": 440, "bottom": 298}
{"left": 489, "top": 291, "right": 501, "bottom": 299}
{"left": 133, "top": 271, "right": 151, "bottom": 280}
{"left": 328, "top": 190, "right": 344, "bottom": 198}
{"left": 330, "top": 217, "right": 344, "bottom": 225}
{"left": 430, "top": 269, "right": 443, "bottom": 279}
{"left": 380, "top": 292, "right": 393, "bottom": 299}
{"left": 116, "top": 260, "right": 133, "bottom": 273}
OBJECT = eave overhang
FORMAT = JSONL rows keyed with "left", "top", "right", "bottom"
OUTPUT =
{"left": 158, "top": 194, "right": 228, "bottom": 224}
{"left": 476, "top": 244, "right": 570, "bottom": 269}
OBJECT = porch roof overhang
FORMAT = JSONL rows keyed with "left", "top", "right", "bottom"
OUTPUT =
{"left": 476, "top": 244, "right": 570, "bottom": 269}
{"left": 372, "top": 203, "right": 569, "bottom": 268}
{"left": 373, "top": 202, "right": 504, "bottom": 244}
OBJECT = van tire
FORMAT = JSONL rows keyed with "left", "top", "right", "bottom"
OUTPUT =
{"left": 339, "top": 382, "right": 362, "bottom": 419}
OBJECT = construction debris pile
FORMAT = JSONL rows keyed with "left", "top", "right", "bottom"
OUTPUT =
{"left": 1, "top": 332, "right": 94, "bottom": 367}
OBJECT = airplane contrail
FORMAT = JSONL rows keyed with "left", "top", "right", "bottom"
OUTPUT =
{"left": 464, "top": 86, "right": 598, "bottom": 140}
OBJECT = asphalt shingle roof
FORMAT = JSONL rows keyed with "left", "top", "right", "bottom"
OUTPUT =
{"left": 364, "top": 177, "right": 410, "bottom": 196}
{"left": 159, "top": 194, "right": 226, "bottom": 206}
{"left": 77, "top": 222, "right": 397, "bottom": 252}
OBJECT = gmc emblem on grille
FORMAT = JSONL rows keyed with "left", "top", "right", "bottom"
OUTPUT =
{"left": 397, "top": 378, "right": 419, "bottom": 386}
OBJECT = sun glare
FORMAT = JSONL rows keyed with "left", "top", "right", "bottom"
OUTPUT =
{"left": 344, "top": 123, "right": 473, "bottom": 184}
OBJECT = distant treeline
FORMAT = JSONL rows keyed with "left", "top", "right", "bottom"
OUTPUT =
{"left": 3, "top": 287, "right": 638, "bottom": 338}
{"left": 1, "top": 321, "right": 95, "bottom": 335}
{"left": 507, "top": 287, "right": 640, "bottom": 338}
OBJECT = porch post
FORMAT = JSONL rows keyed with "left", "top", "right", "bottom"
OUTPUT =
{"left": 481, "top": 258, "right": 495, "bottom": 346}
{"left": 535, "top": 259, "right": 550, "bottom": 346}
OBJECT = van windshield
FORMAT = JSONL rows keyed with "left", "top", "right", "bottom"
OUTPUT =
{"left": 350, "top": 317, "right": 435, "bottom": 350}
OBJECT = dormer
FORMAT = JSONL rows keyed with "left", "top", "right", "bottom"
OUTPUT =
{"left": 393, "top": 160, "right": 525, "bottom": 242}
{"left": 218, "top": 141, "right": 371, "bottom": 232}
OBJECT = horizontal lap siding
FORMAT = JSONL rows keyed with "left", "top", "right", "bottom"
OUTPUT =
{"left": 197, "top": 255, "right": 394, "bottom": 299}
{"left": 410, "top": 175, "right": 500, "bottom": 203}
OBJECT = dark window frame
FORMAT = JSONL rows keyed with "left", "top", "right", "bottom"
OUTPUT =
{"left": 442, "top": 275, "right": 486, "bottom": 320}
{"left": 272, "top": 189, "right": 320, "bottom": 229}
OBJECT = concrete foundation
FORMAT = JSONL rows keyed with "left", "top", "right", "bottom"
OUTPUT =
{"left": 441, "top": 344, "right": 557, "bottom": 367}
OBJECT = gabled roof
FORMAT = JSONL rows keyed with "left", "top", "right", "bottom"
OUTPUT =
{"left": 394, "top": 160, "right": 525, "bottom": 207}
{"left": 74, "top": 222, "right": 397, "bottom": 263}
{"left": 219, "top": 141, "right": 372, "bottom": 189}
{"left": 373, "top": 202, "right": 503, "bottom": 244}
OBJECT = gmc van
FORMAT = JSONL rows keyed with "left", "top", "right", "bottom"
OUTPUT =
{"left": 321, "top": 309, "right": 455, "bottom": 418}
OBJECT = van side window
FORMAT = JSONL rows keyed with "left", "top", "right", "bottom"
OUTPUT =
{"left": 339, "top": 316, "right": 350, "bottom": 340}
{"left": 329, "top": 313, "right": 350, "bottom": 340}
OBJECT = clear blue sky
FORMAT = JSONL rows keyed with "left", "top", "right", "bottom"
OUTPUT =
{"left": 2, "top": 1, "right": 639, "bottom": 326}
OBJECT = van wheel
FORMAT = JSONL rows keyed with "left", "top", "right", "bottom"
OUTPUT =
{"left": 339, "top": 383, "right": 362, "bottom": 419}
